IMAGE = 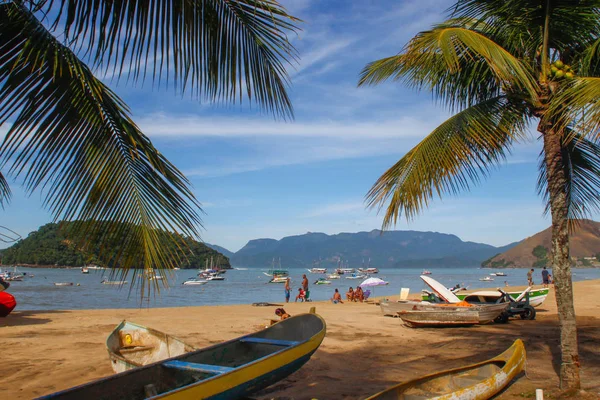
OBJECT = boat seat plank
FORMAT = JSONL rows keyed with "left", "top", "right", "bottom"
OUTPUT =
{"left": 162, "top": 360, "right": 234, "bottom": 374}
{"left": 239, "top": 337, "right": 299, "bottom": 346}
{"left": 119, "top": 345, "right": 155, "bottom": 354}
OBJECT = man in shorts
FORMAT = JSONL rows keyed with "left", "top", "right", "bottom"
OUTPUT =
{"left": 541, "top": 267, "right": 550, "bottom": 287}
{"left": 284, "top": 277, "right": 291, "bottom": 303}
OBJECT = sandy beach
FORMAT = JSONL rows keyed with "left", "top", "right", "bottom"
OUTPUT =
{"left": 2, "top": 280, "right": 600, "bottom": 399}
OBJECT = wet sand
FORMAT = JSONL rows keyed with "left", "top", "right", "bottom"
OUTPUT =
{"left": 1, "top": 280, "right": 599, "bottom": 399}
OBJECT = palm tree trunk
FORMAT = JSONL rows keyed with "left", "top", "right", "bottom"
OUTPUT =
{"left": 539, "top": 122, "right": 581, "bottom": 390}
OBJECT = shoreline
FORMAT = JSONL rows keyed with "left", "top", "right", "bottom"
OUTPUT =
{"left": 2, "top": 280, "right": 599, "bottom": 399}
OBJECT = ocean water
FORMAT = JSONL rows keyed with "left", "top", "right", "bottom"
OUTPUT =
{"left": 5, "top": 266, "right": 600, "bottom": 311}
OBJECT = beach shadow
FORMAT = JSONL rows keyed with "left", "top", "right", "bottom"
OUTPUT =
{"left": 0, "top": 310, "right": 69, "bottom": 327}
{"left": 252, "top": 315, "right": 600, "bottom": 399}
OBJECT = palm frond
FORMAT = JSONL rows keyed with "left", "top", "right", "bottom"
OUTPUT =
{"left": 537, "top": 133, "right": 600, "bottom": 227}
{"left": 366, "top": 96, "right": 531, "bottom": 228}
{"left": 548, "top": 77, "right": 600, "bottom": 141}
{"left": 450, "top": 0, "right": 600, "bottom": 57}
{"left": 0, "top": 171, "right": 10, "bottom": 208}
{"left": 0, "top": 3, "right": 202, "bottom": 296}
{"left": 359, "top": 24, "right": 538, "bottom": 110}
{"left": 37, "top": 0, "right": 299, "bottom": 119}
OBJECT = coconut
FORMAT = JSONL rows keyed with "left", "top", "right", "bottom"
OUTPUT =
{"left": 565, "top": 72, "right": 574, "bottom": 79}
{"left": 555, "top": 70, "right": 565, "bottom": 79}
{"left": 554, "top": 60, "right": 564, "bottom": 69}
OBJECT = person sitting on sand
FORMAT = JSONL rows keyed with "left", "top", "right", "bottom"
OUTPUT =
{"left": 346, "top": 287, "right": 354, "bottom": 301}
{"left": 295, "top": 288, "right": 306, "bottom": 302}
{"left": 331, "top": 288, "right": 343, "bottom": 304}
{"left": 355, "top": 286, "right": 365, "bottom": 302}
{"left": 275, "top": 308, "right": 291, "bottom": 320}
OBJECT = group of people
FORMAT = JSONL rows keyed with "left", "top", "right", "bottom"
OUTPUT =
{"left": 329, "top": 286, "right": 366, "bottom": 304}
{"left": 284, "top": 275, "right": 312, "bottom": 303}
{"left": 527, "top": 267, "right": 553, "bottom": 287}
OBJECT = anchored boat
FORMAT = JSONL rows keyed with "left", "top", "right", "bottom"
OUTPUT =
{"left": 38, "top": 313, "right": 326, "bottom": 400}
{"left": 366, "top": 339, "right": 526, "bottom": 399}
{"left": 107, "top": 321, "right": 196, "bottom": 373}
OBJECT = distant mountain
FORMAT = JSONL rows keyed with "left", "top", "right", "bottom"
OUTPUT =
{"left": 230, "top": 229, "right": 519, "bottom": 268}
{"left": 483, "top": 219, "right": 600, "bottom": 268}
{"left": 1, "top": 222, "right": 231, "bottom": 269}
{"left": 204, "top": 243, "right": 234, "bottom": 259}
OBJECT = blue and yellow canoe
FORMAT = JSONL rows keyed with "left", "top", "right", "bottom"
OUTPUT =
{"left": 38, "top": 313, "right": 326, "bottom": 400}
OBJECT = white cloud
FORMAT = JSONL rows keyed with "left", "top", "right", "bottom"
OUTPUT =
{"left": 138, "top": 113, "right": 442, "bottom": 139}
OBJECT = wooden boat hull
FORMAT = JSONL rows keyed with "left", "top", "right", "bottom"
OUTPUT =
{"left": 366, "top": 339, "right": 526, "bottom": 399}
{"left": 398, "top": 309, "right": 480, "bottom": 327}
{"left": 38, "top": 313, "right": 326, "bottom": 400}
{"left": 107, "top": 321, "right": 196, "bottom": 374}
{"left": 382, "top": 301, "right": 507, "bottom": 324}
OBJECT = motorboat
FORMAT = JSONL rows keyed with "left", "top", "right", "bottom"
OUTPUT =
{"left": 314, "top": 278, "right": 331, "bottom": 285}
{"left": 54, "top": 282, "right": 74, "bottom": 286}
{"left": 101, "top": 279, "right": 128, "bottom": 285}
{"left": 479, "top": 276, "right": 494, "bottom": 282}
{"left": 421, "top": 270, "right": 432, "bottom": 275}
{"left": 307, "top": 267, "right": 327, "bottom": 274}
{"left": 345, "top": 273, "right": 366, "bottom": 280}
{"left": 327, "top": 273, "right": 341, "bottom": 280}
{"left": 182, "top": 279, "right": 208, "bottom": 286}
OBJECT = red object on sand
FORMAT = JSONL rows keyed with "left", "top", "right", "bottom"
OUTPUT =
{"left": 0, "top": 292, "right": 16, "bottom": 317}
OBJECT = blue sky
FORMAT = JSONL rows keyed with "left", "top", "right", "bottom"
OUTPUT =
{"left": 1, "top": 0, "right": 593, "bottom": 252}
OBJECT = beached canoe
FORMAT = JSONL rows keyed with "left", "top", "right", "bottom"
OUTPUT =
{"left": 38, "top": 312, "right": 326, "bottom": 400}
{"left": 398, "top": 309, "right": 480, "bottom": 327}
{"left": 107, "top": 320, "right": 196, "bottom": 374}
{"left": 366, "top": 339, "right": 526, "bottom": 399}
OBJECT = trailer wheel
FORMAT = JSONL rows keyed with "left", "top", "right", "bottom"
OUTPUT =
{"left": 494, "top": 312, "right": 509, "bottom": 324}
{"left": 521, "top": 306, "right": 536, "bottom": 320}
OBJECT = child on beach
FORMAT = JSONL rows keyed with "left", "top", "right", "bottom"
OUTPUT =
{"left": 284, "top": 278, "right": 291, "bottom": 303}
{"left": 295, "top": 288, "right": 306, "bottom": 302}
{"left": 346, "top": 287, "right": 354, "bottom": 301}
{"left": 275, "top": 308, "right": 291, "bottom": 320}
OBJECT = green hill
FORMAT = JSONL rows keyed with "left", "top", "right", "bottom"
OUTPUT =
{"left": 0, "top": 222, "right": 230, "bottom": 270}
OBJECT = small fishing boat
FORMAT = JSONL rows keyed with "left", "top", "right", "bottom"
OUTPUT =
{"left": 456, "top": 287, "right": 550, "bottom": 308}
{"left": 107, "top": 321, "right": 196, "bottom": 373}
{"left": 182, "top": 279, "right": 207, "bottom": 286}
{"left": 327, "top": 273, "right": 341, "bottom": 280}
{"left": 421, "top": 270, "right": 432, "bottom": 275}
{"left": 366, "top": 339, "right": 526, "bottom": 399}
{"left": 313, "top": 278, "right": 331, "bottom": 285}
{"left": 54, "top": 282, "right": 74, "bottom": 286}
{"left": 398, "top": 309, "right": 480, "bottom": 327}
{"left": 101, "top": 279, "right": 128, "bottom": 285}
{"left": 479, "top": 276, "right": 494, "bottom": 282}
{"left": 39, "top": 313, "right": 326, "bottom": 400}
{"left": 495, "top": 272, "right": 507, "bottom": 276}
{"left": 307, "top": 267, "right": 327, "bottom": 274}
{"left": 81, "top": 267, "right": 89, "bottom": 274}
{"left": 269, "top": 275, "right": 288, "bottom": 283}
{"left": 345, "top": 273, "right": 366, "bottom": 280}
{"left": 380, "top": 300, "right": 507, "bottom": 324}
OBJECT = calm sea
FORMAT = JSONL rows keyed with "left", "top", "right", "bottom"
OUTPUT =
{"left": 4, "top": 266, "right": 600, "bottom": 311}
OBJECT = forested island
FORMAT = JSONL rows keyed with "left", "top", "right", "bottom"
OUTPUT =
{"left": 0, "top": 222, "right": 230, "bottom": 269}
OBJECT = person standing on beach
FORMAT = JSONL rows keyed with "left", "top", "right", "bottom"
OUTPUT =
{"left": 527, "top": 269, "right": 534, "bottom": 286}
{"left": 541, "top": 267, "right": 550, "bottom": 287}
{"left": 302, "top": 274, "right": 310, "bottom": 302}
{"left": 284, "top": 277, "right": 291, "bottom": 303}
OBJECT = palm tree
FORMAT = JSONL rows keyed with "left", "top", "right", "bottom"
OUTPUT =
{"left": 0, "top": 1, "right": 299, "bottom": 295}
{"left": 359, "top": 0, "right": 600, "bottom": 390}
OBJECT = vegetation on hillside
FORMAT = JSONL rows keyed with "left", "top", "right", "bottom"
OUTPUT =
{"left": 0, "top": 222, "right": 230, "bottom": 270}
{"left": 481, "top": 254, "right": 515, "bottom": 269}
